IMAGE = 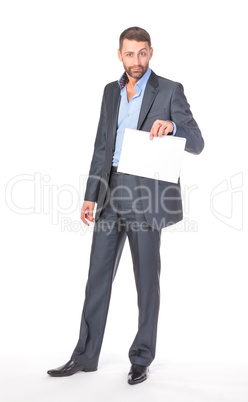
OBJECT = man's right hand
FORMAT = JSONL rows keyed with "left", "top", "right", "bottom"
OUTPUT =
{"left": 81, "top": 201, "right": 95, "bottom": 226}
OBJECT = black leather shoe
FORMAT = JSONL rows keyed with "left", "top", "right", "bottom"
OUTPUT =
{"left": 47, "top": 360, "right": 97, "bottom": 377}
{"left": 128, "top": 364, "right": 149, "bottom": 385}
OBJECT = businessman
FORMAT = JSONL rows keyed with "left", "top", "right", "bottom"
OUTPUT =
{"left": 48, "top": 27, "right": 204, "bottom": 384}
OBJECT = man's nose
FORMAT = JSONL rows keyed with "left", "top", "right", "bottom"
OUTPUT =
{"left": 133, "top": 54, "right": 140, "bottom": 65}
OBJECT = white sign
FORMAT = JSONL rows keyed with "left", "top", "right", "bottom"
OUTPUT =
{"left": 118, "top": 129, "right": 186, "bottom": 183}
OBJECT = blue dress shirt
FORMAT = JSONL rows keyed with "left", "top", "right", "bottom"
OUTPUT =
{"left": 112, "top": 67, "right": 176, "bottom": 167}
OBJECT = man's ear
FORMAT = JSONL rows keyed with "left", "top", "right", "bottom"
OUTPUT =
{"left": 118, "top": 48, "right": 122, "bottom": 62}
{"left": 149, "top": 47, "right": 153, "bottom": 61}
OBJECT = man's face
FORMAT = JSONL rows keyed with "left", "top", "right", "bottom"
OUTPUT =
{"left": 118, "top": 39, "right": 153, "bottom": 80}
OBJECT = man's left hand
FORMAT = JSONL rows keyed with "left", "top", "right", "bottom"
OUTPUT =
{"left": 149, "top": 120, "right": 174, "bottom": 140}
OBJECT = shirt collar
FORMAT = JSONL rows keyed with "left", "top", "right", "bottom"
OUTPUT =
{"left": 118, "top": 67, "right": 151, "bottom": 91}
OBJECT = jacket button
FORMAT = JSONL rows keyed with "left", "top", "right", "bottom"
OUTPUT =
{"left": 106, "top": 172, "right": 109, "bottom": 176}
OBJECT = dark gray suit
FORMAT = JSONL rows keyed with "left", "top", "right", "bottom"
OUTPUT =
{"left": 84, "top": 70, "right": 204, "bottom": 228}
{"left": 71, "top": 70, "right": 204, "bottom": 368}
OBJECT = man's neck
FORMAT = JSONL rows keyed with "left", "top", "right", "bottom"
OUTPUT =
{"left": 126, "top": 73, "right": 139, "bottom": 89}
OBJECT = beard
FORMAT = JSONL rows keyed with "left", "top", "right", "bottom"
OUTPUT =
{"left": 123, "top": 63, "right": 148, "bottom": 80}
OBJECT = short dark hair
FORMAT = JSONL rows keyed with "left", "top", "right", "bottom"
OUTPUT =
{"left": 119, "top": 27, "right": 151, "bottom": 51}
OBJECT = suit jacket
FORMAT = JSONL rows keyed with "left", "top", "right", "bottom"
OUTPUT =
{"left": 84, "top": 70, "right": 204, "bottom": 229}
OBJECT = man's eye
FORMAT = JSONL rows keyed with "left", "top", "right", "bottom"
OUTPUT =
{"left": 127, "top": 53, "right": 132, "bottom": 57}
{"left": 140, "top": 52, "right": 146, "bottom": 56}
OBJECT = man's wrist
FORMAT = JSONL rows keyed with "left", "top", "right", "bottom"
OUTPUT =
{"left": 168, "top": 121, "right": 177, "bottom": 135}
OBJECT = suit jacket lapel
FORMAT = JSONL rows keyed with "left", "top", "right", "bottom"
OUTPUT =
{"left": 111, "top": 84, "right": 121, "bottom": 141}
{"left": 109, "top": 71, "right": 159, "bottom": 141}
{"left": 137, "top": 70, "right": 159, "bottom": 130}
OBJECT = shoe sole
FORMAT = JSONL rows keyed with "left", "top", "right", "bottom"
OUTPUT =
{"left": 128, "top": 376, "right": 147, "bottom": 385}
{"left": 47, "top": 367, "right": 98, "bottom": 377}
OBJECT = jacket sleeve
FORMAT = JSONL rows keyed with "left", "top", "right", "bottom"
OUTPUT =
{"left": 171, "top": 83, "right": 204, "bottom": 155}
{"left": 84, "top": 89, "right": 107, "bottom": 202}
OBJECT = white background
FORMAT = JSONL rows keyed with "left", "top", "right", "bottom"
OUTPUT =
{"left": 1, "top": 1, "right": 248, "bottom": 401}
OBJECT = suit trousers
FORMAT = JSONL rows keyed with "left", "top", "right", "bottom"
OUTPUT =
{"left": 71, "top": 171, "right": 162, "bottom": 368}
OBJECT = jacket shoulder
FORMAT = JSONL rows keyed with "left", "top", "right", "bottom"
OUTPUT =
{"left": 156, "top": 74, "right": 182, "bottom": 90}
{"left": 103, "top": 80, "right": 119, "bottom": 94}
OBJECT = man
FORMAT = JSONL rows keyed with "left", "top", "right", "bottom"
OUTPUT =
{"left": 48, "top": 27, "right": 204, "bottom": 384}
